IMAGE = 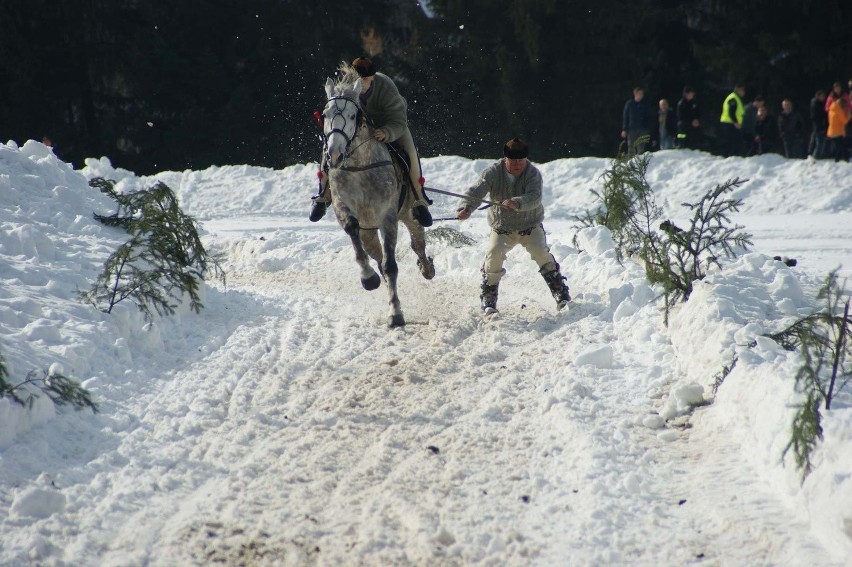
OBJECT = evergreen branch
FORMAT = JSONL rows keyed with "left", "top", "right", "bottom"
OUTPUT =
{"left": 3, "top": 369, "right": 99, "bottom": 413}
{"left": 84, "top": 178, "right": 225, "bottom": 321}
{"left": 782, "top": 391, "right": 823, "bottom": 483}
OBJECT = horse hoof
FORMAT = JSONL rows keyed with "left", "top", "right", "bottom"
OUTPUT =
{"left": 362, "top": 273, "right": 381, "bottom": 290}
{"left": 388, "top": 314, "right": 406, "bottom": 328}
{"left": 417, "top": 257, "right": 435, "bottom": 280}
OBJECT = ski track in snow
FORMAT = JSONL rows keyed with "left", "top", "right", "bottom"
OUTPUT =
{"left": 3, "top": 145, "right": 851, "bottom": 565}
{"left": 6, "top": 220, "right": 832, "bottom": 566}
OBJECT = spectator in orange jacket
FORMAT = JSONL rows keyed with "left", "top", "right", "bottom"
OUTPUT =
{"left": 827, "top": 97, "right": 851, "bottom": 162}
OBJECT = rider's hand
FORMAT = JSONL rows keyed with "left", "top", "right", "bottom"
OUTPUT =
{"left": 373, "top": 129, "right": 387, "bottom": 142}
{"left": 501, "top": 199, "right": 519, "bottom": 210}
{"left": 457, "top": 207, "right": 472, "bottom": 220}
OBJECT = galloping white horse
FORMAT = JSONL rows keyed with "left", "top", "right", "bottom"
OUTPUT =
{"left": 321, "top": 62, "right": 434, "bottom": 327}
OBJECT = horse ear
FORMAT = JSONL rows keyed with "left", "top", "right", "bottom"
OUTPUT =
{"left": 324, "top": 78, "right": 334, "bottom": 99}
{"left": 353, "top": 79, "right": 363, "bottom": 97}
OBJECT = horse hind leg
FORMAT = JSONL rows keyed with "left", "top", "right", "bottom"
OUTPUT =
{"left": 402, "top": 216, "right": 435, "bottom": 280}
{"left": 380, "top": 217, "right": 405, "bottom": 327}
{"left": 344, "top": 215, "right": 380, "bottom": 290}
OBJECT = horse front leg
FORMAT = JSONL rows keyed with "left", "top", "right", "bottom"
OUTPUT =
{"left": 344, "top": 215, "right": 380, "bottom": 290}
{"left": 380, "top": 218, "right": 405, "bottom": 327}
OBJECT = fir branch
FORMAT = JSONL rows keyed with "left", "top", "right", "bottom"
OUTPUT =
{"left": 783, "top": 390, "right": 823, "bottom": 483}
{"left": 425, "top": 226, "right": 476, "bottom": 248}
{"left": 778, "top": 270, "right": 852, "bottom": 480}
{"left": 712, "top": 354, "right": 739, "bottom": 394}
{"left": 4, "top": 370, "right": 99, "bottom": 413}
{"left": 83, "top": 178, "right": 225, "bottom": 321}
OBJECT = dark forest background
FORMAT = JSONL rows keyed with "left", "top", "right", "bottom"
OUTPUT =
{"left": 2, "top": 0, "right": 851, "bottom": 174}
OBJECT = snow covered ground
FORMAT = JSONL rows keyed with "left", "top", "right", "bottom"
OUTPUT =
{"left": 1, "top": 139, "right": 851, "bottom": 566}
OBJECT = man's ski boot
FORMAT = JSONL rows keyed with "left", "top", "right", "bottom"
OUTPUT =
{"left": 480, "top": 281, "right": 499, "bottom": 316}
{"left": 541, "top": 266, "right": 571, "bottom": 311}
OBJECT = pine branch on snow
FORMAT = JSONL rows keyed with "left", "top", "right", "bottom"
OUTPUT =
{"left": 81, "top": 177, "right": 225, "bottom": 321}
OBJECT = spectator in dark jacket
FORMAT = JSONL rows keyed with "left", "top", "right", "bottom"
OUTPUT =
{"left": 809, "top": 90, "right": 828, "bottom": 158}
{"left": 741, "top": 95, "right": 765, "bottom": 156}
{"left": 676, "top": 86, "right": 701, "bottom": 150}
{"left": 778, "top": 98, "right": 806, "bottom": 159}
{"left": 753, "top": 105, "right": 776, "bottom": 155}
{"left": 621, "top": 87, "right": 652, "bottom": 155}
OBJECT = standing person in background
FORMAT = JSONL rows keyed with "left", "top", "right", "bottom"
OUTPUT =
{"left": 740, "top": 95, "right": 764, "bottom": 156}
{"left": 847, "top": 80, "right": 852, "bottom": 142}
{"left": 41, "top": 136, "right": 60, "bottom": 158}
{"left": 456, "top": 138, "right": 571, "bottom": 314}
{"left": 621, "top": 87, "right": 652, "bottom": 155}
{"left": 778, "top": 98, "right": 806, "bottom": 159}
{"left": 827, "top": 96, "right": 851, "bottom": 162}
{"left": 719, "top": 84, "right": 746, "bottom": 156}
{"left": 825, "top": 81, "right": 850, "bottom": 112}
{"left": 676, "top": 86, "right": 702, "bottom": 149}
{"left": 809, "top": 90, "right": 828, "bottom": 158}
{"left": 824, "top": 81, "right": 851, "bottom": 144}
{"left": 753, "top": 105, "right": 775, "bottom": 155}
{"left": 657, "top": 98, "right": 677, "bottom": 150}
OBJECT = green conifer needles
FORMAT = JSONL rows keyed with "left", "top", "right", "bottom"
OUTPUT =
{"left": 578, "top": 147, "right": 753, "bottom": 324}
{"left": 1, "top": 350, "right": 98, "bottom": 413}
{"left": 779, "top": 271, "right": 851, "bottom": 481}
{"left": 81, "top": 177, "right": 224, "bottom": 321}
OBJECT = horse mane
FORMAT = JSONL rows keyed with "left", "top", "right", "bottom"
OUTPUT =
{"left": 331, "top": 61, "right": 362, "bottom": 100}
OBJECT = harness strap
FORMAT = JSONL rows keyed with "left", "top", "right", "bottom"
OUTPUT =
{"left": 493, "top": 223, "right": 542, "bottom": 236}
{"left": 340, "top": 160, "right": 393, "bottom": 172}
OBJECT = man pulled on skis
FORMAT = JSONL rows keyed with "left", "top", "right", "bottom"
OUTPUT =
{"left": 456, "top": 138, "right": 571, "bottom": 314}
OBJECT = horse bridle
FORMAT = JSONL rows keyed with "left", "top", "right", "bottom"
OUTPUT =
{"left": 322, "top": 95, "right": 395, "bottom": 173}
{"left": 322, "top": 95, "right": 364, "bottom": 161}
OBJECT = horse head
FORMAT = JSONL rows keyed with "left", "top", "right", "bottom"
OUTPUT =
{"left": 322, "top": 68, "right": 364, "bottom": 168}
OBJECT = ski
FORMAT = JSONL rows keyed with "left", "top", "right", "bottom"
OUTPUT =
{"left": 481, "top": 306, "right": 500, "bottom": 320}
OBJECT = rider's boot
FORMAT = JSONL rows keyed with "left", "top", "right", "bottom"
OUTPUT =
{"left": 309, "top": 171, "right": 330, "bottom": 222}
{"left": 412, "top": 176, "right": 433, "bottom": 227}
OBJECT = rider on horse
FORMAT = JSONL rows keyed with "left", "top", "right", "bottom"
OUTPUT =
{"left": 310, "top": 57, "right": 433, "bottom": 227}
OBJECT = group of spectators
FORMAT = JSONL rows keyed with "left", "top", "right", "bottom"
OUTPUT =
{"left": 621, "top": 80, "right": 852, "bottom": 162}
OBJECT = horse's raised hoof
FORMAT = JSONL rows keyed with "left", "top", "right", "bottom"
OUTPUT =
{"left": 388, "top": 314, "right": 406, "bottom": 328}
{"left": 417, "top": 256, "right": 436, "bottom": 280}
{"left": 362, "top": 273, "right": 381, "bottom": 290}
